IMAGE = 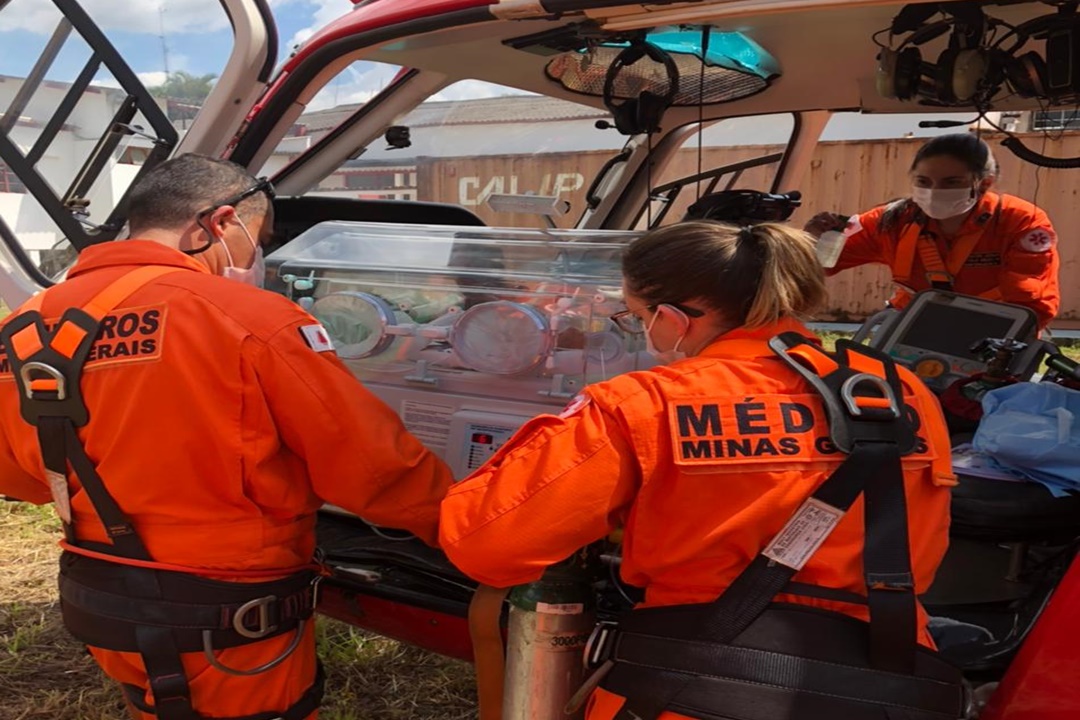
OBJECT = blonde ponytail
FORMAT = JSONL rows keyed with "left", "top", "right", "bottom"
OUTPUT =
{"left": 623, "top": 221, "right": 826, "bottom": 328}
{"left": 742, "top": 223, "right": 827, "bottom": 327}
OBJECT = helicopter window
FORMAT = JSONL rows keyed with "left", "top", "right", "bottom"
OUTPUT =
{"left": 634, "top": 114, "right": 795, "bottom": 229}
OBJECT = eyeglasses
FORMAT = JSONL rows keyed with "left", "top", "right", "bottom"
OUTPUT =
{"left": 188, "top": 177, "right": 275, "bottom": 255}
{"left": 609, "top": 302, "right": 705, "bottom": 335}
{"left": 195, "top": 177, "right": 275, "bottom": 223}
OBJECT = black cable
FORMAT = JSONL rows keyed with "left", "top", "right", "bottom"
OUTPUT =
{"left": 871, "top": 28, "right": 892, "bottom": 49}
{"left": 646, "top": 131, "right": 654, "bottom": 228}
{"left": 696, "top": 25, "right": 710, "bottom": 203}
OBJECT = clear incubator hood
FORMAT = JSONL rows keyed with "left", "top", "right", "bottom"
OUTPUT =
{"left": 266, "top": 222, "right": 650, "bottom": 478}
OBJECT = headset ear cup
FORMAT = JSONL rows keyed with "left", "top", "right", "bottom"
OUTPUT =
{"left": 1007, "top": 51, "right": 1047, "bottom": 98}
{"left": 895, "top": 47, "right": 923, "bottom": 100}
{"left": 876, "top": 48, "right": 900, "bottom": 98}
{"left": 611, "top": 98, "right": 640, "bottom": 135}
{"left": 935, "top": 47, "right": 960, "bottom": 103}
{"left": 635, "top": 91, "right": 668, "bottom": 135}
{"left": 939, "top": 47, "right": 988, "bottom": 102}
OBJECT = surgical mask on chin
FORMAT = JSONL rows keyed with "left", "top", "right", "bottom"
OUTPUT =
{"left": 911, "top": 186, "right": 978, "bottom": 220}
{"left": 644, "top": 309, "right": 687, "bottom": 365}
{"left": 219, "top": 218, "right": 265, "bottom": 288}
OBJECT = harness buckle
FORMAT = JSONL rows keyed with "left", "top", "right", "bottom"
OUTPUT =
{"left": 840, "top": 374, "right": 900, "bottom": 420}
{"left": 19, "top": 361, "right": 67, "bottom": 400}
{"left": 585, "top": 620, "right": 619, "bottom": 669}
{"left": 233, "top": 595, "right": 278, "bottom": 639}
{"left": 924, "top": 269, "right": 953, "bottom": 286}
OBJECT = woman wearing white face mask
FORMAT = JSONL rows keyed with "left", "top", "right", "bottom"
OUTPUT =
{"left": 804, "top": 133, "right": 1060, "bottom": 331}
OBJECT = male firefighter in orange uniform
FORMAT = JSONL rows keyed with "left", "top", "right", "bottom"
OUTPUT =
{"left": 0, "top": 154, "right": 454, "bottom": 720}
{"left": 805, "top": 133, "right": 1060, "bottom": 332}
{"left": 441, "top": 222, "right": 962, "bottom": 720}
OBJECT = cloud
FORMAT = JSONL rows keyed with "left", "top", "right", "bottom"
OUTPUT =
{"left": 137, "top": 71, "right": 170, "bottom": 87}
{"left": 285, "top": 0, "right": 354, "bottom": 52}
{"left": 0, "top": 0, "right": 236, "bottom": 35}
{"left": 432, "top": 81, "right": 536, "bottom": 102}
{"left": 91, "top": 55, "right": 191, "bottom": 91}
{"left": 303, "top": 68, "right": 536, "bottom": 114}
{"left": 305, "top": 61, "right": 403, "bottom": 111}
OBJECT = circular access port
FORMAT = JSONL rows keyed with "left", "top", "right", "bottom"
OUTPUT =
{"left": 450, "top": 301, "right": 552, "bottom": 375}
{"left": 311, "top": 291, "right": 398, "bottom": 360}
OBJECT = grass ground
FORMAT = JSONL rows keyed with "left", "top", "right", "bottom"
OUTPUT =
{"left": 0, "top": 503, "right": 477, "bottom": 720}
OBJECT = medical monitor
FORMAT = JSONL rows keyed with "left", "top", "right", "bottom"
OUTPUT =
{"left": 875, "top": 291, "right": 1039, "bottom": 391}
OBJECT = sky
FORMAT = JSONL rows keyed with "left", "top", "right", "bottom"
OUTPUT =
{"left": 0, "top": 0, "right": 398, "bottom": 106}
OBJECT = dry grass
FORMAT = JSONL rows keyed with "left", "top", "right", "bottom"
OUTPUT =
{"left": 0, "top": 502, "right": 477, "bottom": 720}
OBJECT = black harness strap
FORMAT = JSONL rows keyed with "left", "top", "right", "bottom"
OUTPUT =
{"left": 698, "top": 440, "right": 891, "bottom": 644}
{"left": 59, "top": 569, "right": 315, "bottom": 644}
{"left": 610, "top": 333, "right": 923, "bottom": 720}
{"left": 864, "top": 440, "right": 916, "bottom": 674}
{"left": 41, "top": 416, "right": 151, "bottom": 559}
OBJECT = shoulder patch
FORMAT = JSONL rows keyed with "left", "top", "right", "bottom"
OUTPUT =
{"left": 298, "top": 324, "right": 335, "bottom": 353}
{"left": 844, "top": 214, "right": 863, "bottom": 237}
{"left": 558, "top": 393, "right": 591, "bottom": 419}
{"left": 1018, "top": 227, "right": 1055, "bottom": 254}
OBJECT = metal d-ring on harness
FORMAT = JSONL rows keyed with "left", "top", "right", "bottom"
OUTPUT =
{"left": 200, "top": 590, "right": 314, "bottom": 677}
{"left": 581, "top": 333, "right": 967, "bottom": 720}
{"left": 0, "top": 266, "right": 324, "bottom": 720}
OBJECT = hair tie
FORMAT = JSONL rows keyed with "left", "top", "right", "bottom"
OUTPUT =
{"left": 738, "top": 225, "right": 756, "bottom": 244}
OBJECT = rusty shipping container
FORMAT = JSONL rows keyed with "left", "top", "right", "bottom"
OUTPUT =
{"left": 417, "top": 134, "right": 1078, "bottom": 325}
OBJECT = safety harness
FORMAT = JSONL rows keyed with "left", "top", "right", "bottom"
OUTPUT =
{"left": 0, "top": 266, "right": 324, "bottom": 720}
{"left": 890, "top": 195, "right": 1001, "bottom": 308}
{"left": 585, "top": 334, "right": 966, "bottom": 720}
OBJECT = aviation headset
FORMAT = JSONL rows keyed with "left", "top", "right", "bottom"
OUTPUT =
{"left": 877, "top": 2, "right": 1080, "bottom": 106}
{"left": 602, "top": 38, "right": 680, "bottom": 135}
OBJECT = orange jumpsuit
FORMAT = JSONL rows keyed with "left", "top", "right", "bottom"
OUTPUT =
{"left": 832, "top": 192, "right": 1060, "bottom": 331}
{"left": 440, "top": 318, "right": 956, "bottom": 720}
{"left": 0, "top": 241, "right": 454, "bottom": 719}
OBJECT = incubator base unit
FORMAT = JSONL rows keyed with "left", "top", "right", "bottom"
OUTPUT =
{"left": 266, "top": 221, "right": 650, "bottom": 485}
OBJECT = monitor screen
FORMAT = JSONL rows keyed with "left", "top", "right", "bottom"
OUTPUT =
{"left": 895, "top": 303, "right": 1017, "bottom": 361}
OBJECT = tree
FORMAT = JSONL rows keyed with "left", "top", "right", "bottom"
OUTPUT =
{"left": 150, "top": 71, "right": 217, "bottom": 104}
{"left": 150, "top": 71, "right": 217, "bottom": 123}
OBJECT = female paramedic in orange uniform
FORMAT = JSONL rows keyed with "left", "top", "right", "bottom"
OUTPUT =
{"left": 804, "top": 133, "right": 1060, "bottom": 331}
{"left": 439, "top": 221, "right": 957, "bottom": 720}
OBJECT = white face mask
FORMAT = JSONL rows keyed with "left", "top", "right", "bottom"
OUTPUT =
{"left": 911, "top": 186, "right": 979, "bottom": 220}
{"left": 644, "top": 306, "right": 687, "bottom": 364}
{"left": 219, "top": 218, "right": 265, "bottom": 288}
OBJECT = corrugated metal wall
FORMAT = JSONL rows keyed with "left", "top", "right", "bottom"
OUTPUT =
{"left": 418, "top": 133, "right": 1078, "bottom": 323}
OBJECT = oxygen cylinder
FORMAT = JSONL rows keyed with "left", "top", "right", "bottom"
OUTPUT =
{"left": 502, "top": 553, "right": 596, "bottom": 720}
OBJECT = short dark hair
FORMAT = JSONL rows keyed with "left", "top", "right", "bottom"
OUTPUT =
{"left": 623, "top": 221, "right": 826, "bottom": 328}
{"left": 127, "top": 153, "right": 269, "bottom": 234}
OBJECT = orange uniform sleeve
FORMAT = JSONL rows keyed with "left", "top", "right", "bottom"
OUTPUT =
{"left": 995, "top": 208, "right": 1060, "bottom": 330}
{"left": 252, "top": 321, "right": 454, "bottom": 546}
{"left": 0, "top": 424, "right": 50, "bottom": 504}
{"left": 439, "top": 397, "right": 639, "bottom": 588}
{"left": 828, "top": 205, "right": 891, "bottom": 275}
